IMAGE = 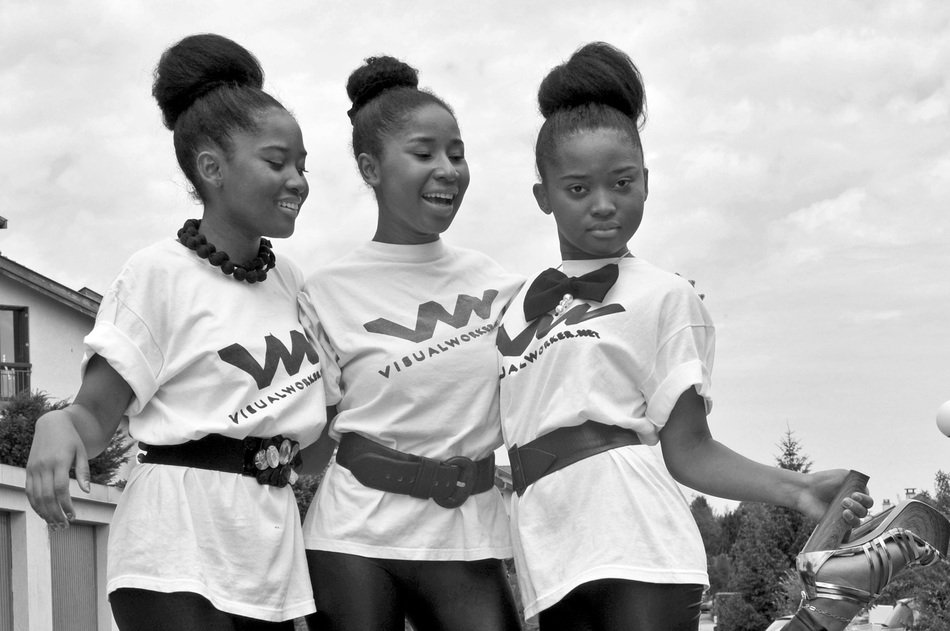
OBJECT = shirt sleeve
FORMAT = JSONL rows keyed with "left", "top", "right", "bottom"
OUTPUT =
{"left": 642, "top": 282, "right": 715, "bottom": 429}
{"left": 82, "top": 262, "right": 165, "bottom": 416}
{"left": 298, "top": 288, "right": 343, "bottom": 407}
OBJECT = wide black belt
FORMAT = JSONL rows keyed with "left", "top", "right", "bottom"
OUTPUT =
{"left": 508, "top": 421, "right": 641, "bottom": 496}
{"left": 138, "top": 433, "right": 302, "bottom": 488}
{"left": 335, "top": 433, "right": 496, "bottom": 509}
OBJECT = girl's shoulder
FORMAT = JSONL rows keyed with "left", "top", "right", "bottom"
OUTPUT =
{"left": 443, "top": 246, "right": 526, "bottom": 305}
{"left": 109, "top": 238, "right": 187, "bottom": 289}
{"left": 122, "top": 238, "right": 184, "bottom": 268}
{"left": 618, "top": 258, "right": 709, "bottom": 316}
{"left": 620, "top": 257, "right": 696, "bottom": 292}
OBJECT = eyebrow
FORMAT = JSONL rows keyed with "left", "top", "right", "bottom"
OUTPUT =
{"left": 406, "top": 135, "right": 464, "bottom": 146}
{"left": 557, "top": 165, "right": 639, "bottom": 180}
{"left": 260, "top": 145, "right": 308, "bottom": 158}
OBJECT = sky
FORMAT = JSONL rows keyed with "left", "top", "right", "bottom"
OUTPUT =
{"left": 1, "top": 0, "right": 949, "bottom": 514}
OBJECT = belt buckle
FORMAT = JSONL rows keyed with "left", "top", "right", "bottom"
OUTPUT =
{"left": 244, "top": 435, "right": 300, "bottom": 487}
{"left": 434, "top": 456, "right": 477, "bottom": 508}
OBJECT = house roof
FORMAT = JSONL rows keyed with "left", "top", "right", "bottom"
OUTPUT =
{"left": 0, "top": 252, "right": 101, "bottom": 318}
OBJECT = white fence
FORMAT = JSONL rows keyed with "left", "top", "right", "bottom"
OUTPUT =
{"left": 0, "top": 463, "right": 120, "bottom": 631}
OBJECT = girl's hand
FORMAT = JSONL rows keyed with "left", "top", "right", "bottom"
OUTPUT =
{"left": 25, "top": 411, "right": 92, "bottom": 527}
{"left": 797, "top": 468, "right": 873, "bottom": 525}
{"left": 25, "top": 354, "right": 132, "bottom": 528}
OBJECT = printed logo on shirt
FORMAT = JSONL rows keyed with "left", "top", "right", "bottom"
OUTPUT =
{"left": 227, "top": 369, "right": 321, "bottom": 424}
{"left": 496, "top": 303, "right": 625, "bottom": 358}
{"left": 218, "top": 330, "right": 320, "bottom": 389}
{"left": 376, "top": 322, "right": 496, "bottom": 379}
{"left": 364, "top": 290, "right": 499, "bottom": 342}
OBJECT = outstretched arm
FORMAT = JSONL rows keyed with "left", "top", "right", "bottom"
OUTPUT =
{"left": 25, "top": 354, "right": 133, "bottom": 527}
{"left": 659, "top": 387, "right": 869, "bottom": 522}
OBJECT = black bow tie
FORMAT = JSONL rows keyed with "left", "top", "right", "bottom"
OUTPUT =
{"left": 523, "top": 264, "right": 619, "bottom": 321}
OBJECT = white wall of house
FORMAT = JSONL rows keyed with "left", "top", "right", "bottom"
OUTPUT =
{"left": 0, "top": 275, "right": 94, "bottom": 402}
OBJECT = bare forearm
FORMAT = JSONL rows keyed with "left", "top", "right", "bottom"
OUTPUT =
{"left": 66, "top": 403, "right": 121, "bottom": 457}
{"left": 662, "top": 435, "right": 806, "bottom": 508}
{"left": 65, "top": 353, "right": 132, "bottom": 456}
{"left": 658, "top": 389, "right": 868, "bottom": 522}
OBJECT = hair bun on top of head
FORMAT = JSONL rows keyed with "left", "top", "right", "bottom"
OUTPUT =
{"left": 537, "top": 41, "right": 646, "bottom": 128}
{"left": 152, "top": 33, "right": 266, "bottom": 130}
{"left": 346, "top": 55, "right": 419, "bottom": 121}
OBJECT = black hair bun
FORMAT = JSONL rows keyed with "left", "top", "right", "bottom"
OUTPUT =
{"left": 538, "top": 42, "right": 645, "bottom": 125}
{"left": 152, "top": 33, "right": 265, "bottom": 130}
{"left": 346, "top": 55, "right": 419, "bottom": 120}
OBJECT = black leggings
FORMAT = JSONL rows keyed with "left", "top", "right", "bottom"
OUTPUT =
{"left": 538, "top": 579, "right": 704, "bottom": 631}
{"left": 306, "top": 550, "right": 521, "bottom": 631}
{"left": 110, "top": 588, "right": 296, "bottom": 631}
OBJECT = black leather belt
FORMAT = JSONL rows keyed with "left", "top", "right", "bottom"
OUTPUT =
{"left": 508, "top": 421, "right": 641, "bottom": 496}
{"left": 138, "top": 433, "right": 302, "bottom": 487}
{"left": 335, "top": 433, "right": 496, "bottom": 509}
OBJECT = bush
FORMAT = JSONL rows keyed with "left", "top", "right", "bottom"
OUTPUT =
{"left": 292, "top": 473, "right": 322, "bottom": 521}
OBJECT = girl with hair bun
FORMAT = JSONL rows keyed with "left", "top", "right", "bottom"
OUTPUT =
{"left": 492, "top": 42, "right": 945, "bottom": 631}
{"left": 27, "top": 33, "right": 325, "bottom": 629}
{"left": 298, "top": 55, "right": 522, "bottom": 630}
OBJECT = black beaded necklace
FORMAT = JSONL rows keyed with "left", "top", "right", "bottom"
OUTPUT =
{"left": 177, "top": 219, "right": 275, "bottom": 284}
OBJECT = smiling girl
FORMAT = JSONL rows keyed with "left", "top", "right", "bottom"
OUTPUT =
{"left": 298, "top": 56, "right": 522, "bottom": 630}
{"left": 26, "top": 34, "right": 325, "bottom": 630}
{"left": 488, "top": 42, "right": 938, "bottom": 631}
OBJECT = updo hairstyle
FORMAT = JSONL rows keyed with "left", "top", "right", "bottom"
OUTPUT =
{"left": 535, "top": 42, "right": 647, "bottom": 179}
{"left": 346, "top": 55, "right": 454, "bottom": 160}
{"left": 152, "top": 33, "right": 286, "bottom": 201}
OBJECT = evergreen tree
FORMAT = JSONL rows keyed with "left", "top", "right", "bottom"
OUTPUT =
{"left": 933, "top": 469, "right": 950, "bottom": 513}
{"left": 775, "top": 426, "right": 812, "bottom": 473}
{"left": 691, "top": 495, "right": 724, "bottom": 554}
{"left": 719, "top": 506, "right": 744, "bottom": 553}
{"left": 721, "top": 427, "right": 822, "bottom": 625}
{"left": 727, "top": 502, "right": 784, "bottom": 629}
{"left": 707, "top": 553, "right": 733, "bottom": 597}
{"left": 771, "top": 429, "right": 817, "bottom": 563}
{"left": 0, "top": 389, "right": 131, "bottom": 485}
{"left": 691, "top": 495, "right": 732, "bottom": 595}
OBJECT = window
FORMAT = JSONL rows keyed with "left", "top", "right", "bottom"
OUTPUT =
{"left": 0, "top": 307, "right": 29, "bottom": 399}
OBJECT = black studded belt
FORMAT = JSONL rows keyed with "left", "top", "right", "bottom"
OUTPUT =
{"left": 138, "top": 433, "right": 302, "bottom": 488}
{"left": 508, "top": 421, "right": 641, "bottom": 496}
{"left": 335, "top": 433, "right": 496, "bottom": 509}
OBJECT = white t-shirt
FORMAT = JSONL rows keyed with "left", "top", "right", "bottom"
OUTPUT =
{"left": 498, "top": 256, "right": 713, "bottom": 618}
{"left": 300, "top": 239, "right": 523, "bottom": 560}
{"left": 84, "top": 238, "right": 326, "bottom": 622}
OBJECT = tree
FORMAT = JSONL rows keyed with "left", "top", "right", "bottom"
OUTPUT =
{"left": 691, "top": 495, "right": 733, "bottom": 595}
{"left": 718, "top": 507, "right": 744, "bottom": 554}
{"left": 0, "top": 389, "right": 131, "bottom": 485}
{"left": 775, "top": 427, "right": 812, "bottom": 473}
{"left": 726, "top": 502, "right": 784, "bottom": 630}
{"left": 708, "top": 553, "right": 733, "bottom": 597}
{"left": 715, "top": 590, "right": 761, "bottom": 631}
{"left": 718, "top": 428, "right": 822, "bottom": 626}
{"left": 771, "top": 429, "right": 817, "bottom": 563}
{"left": 933, "top": 469, "right": 950, "bottom": 513}
{"left": 691, "top": 495, "right": 724, "bottom": 553}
